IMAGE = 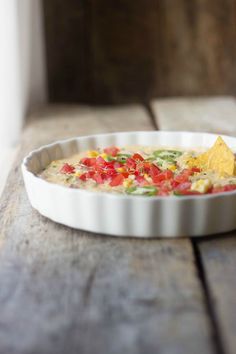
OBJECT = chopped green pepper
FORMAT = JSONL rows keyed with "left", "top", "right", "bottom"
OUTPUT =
{"left": 126, "top": 186, "right": 157, "bottom": 196}
{"left": 153, "top": 150, "right": 183, "bottom": 165}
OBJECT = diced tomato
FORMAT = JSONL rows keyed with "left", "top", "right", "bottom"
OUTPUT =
{"left": 211, "top": 186, "right": 223, "bottom": 194}
{"left": 80, "top": 157, "right": 97, "bottom": 167}
{"left": 150, "top": 164, "right": 161, "bottom": 179}
{"left": 191, "top": 167, "right": 201, "bottom": 173}
{"left": 126, "top": 158, "right": 136, "bottom": 169}
{"left": 104, "top": 146, "right": 120, "bottom": 157}
{"left": 164, "top": 170, "right": 173, "bottom": 179}
{"left": 222, "top": 185, "right": 236, "bottom": 192}
{"left": 79, "top": 170, "right": 96, "bottom": 181}
{"left": 105, "top": 168, "right": 117, "bottom": 176}
{"left": 153, "top": 170, "right": 173, "bottom": 184}
{"left": 87, "top": 170, "right": 95, "bottom": 178}
{"left": 174, "top": 169, "right": 192, "bottom": 184}
{"left": 211, "top": 184, "right": 236, "bottom": 194}
{"left": 109, "top": 174, "right": 124, "bottom": 187}
{"left": 79, "top": 173, "right": 87, "bottom": 181}
{"left": 114, "top": 162, "right": 123, "bottom": 169}
{"left": 122, "top": 172, "right": 129, "bottom": 178}
{"left": 171, "top": 180, "right": 180, "bottom": 189}
{"left": 136, "top": 161, "right": 151, "bottom": 174}
{"left": 132, "top": 153, "right": 144, "bottom": 161}
{"left": 135, "top": 175, "right": 149, "bottom": 186}
{"left": 102, "top": 169, "right": 117, "bottom": 181}
{"left": 60, "top": 163, "right": 75, "bottom": 174}
{"left": 104, "top": 161, "right": 115, "bottom": 169}
{"left": 92, "top": 173, "right": 104, "bottom": 184}
{"left": 96, "top": 156, "right": 107, "bottom": 166}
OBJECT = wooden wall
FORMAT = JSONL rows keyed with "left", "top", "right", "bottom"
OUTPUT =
{"left": 43, "top": 0, "right": 236, "bottom": 104}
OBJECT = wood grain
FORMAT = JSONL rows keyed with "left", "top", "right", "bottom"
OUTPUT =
{"left": 151, "top": 97, "right": 236, "bottom": 135}
{"left": 0, "top": 147, "right": 18, "bottom": 197}
{"left": 43, "top": 0, "right": 236, "bottom": 103}
{"left": 199, "top": 236, "right": 236, "bottom": 354}
{"left": 152, "top": 96, "right": 236, "bottom": 354}
{"left": 43, "top": 0, "right": 90, "bottom": 102}
{"left": 0, "top": 105, "right": 214, "bottom": 354}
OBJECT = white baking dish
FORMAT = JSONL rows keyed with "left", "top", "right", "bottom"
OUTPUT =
{"left": 22, "top": 131, "right": 236, "bottom": 238}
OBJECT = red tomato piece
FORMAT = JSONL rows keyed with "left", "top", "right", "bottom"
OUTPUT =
{"left": 114, "top": 162, "right": 123, "bottom": 169}
{"left": 174, "top": 169, "right": 192, "bottom": 183}
{"left": 191, "top": 167, "right": 201, "bottom": 173}
{"left": 211, "top": 186, "right": 224, "bottom": 194}
{"left": 136, "top": 162, "right": 151, "bottom": 174}
{"left": 105, "top": 161, "right": 115, "bottom": 169}
{"left": 79, "top": 173, "right": 87, "bottom": 181}
{"left": 171, "top": 180, "right": 180, "bottom": 189}
{"left": 60, "top": 163, "right": 75, "bottom": 174}
{"left": 92, "top": 173, "right": 104, "bottom": 184}
{"left": 103, "top": 169, "right": 117, "bottom": 180}
{"left": 223, "top": 185, "right": 236, "bottom": 192}
{"left": 104, "top": 146, "right": 120, "bottom": 157}
{"left": 122, "top": 172, "right": 129, "bottom": 178}
{"left": 79, "top": 171, "right": 96, "bottom": 181}
{"left": 80, "top": 157, "right": 96, "bottom": 167}
{"left": 211, "top": 184, "right": 236, "bottom": 194}
{"left": 109, "top": 174, "right": 124, "bottom": 187}
{"left": 126, "top": 158, "right": 136, "bottom": 169}
{"left": 150, "top": 164, "right": 161, "bottom": 179}
{"left": 153, "top": 170, "right": 173, "bottom": 183}
{"left": 164, "top": 169, "right": 173, "bottom": 179}
{"left": 96, "top": 156, "right": 107, "bottom": 166}
{"left": 132, "top": 153, "right": 144, "bottom": 161}
{"left": 135, "top": 175, "right": 149, "bottom": 186}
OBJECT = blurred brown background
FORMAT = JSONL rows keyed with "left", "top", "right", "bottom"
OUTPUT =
{"left": 43, "top": 0, "right": 236, "bottom": 104}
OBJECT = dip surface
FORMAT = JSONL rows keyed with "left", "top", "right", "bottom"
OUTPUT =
{"left": 39, "top": 141, "right": 236, "bottom": 196}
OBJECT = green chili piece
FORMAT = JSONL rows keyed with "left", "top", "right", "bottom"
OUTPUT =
{"left": 153, "top": 150, "right": 182, "bottom": 163}
{"left": 126, "top": 186, "right": 157, "bottom": 196}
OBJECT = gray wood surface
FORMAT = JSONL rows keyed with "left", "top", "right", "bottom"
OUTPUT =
{"left": 152, "top": 97, "right": 236, "bottom": 354}
{"left": 0, "top": 105, "right": 214, "bottom": 354}
{"left": 152, "top": 97, "right": 236, "bottom": 135}
{"left": 199, "top": 235, "right": 236, "bottom": 354}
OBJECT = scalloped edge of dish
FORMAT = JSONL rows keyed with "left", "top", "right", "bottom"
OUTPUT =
{"left": 22, "top": 131, "right": 236, "bottom": 237}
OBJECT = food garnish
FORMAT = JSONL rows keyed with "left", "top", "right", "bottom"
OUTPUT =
{"left": 40, "top": 138, "right": 236, "bottom": 196}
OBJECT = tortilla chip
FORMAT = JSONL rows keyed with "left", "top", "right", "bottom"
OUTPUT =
{"left": 189, "top": 136, "right": 236, "bottom": 176}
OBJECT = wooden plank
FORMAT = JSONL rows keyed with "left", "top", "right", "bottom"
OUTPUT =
{"left": 43, "top": 1, "right": 236, "bottom": 103}
{"left": 152, "top": 96, "right": 236, "bottom": 354}
{"left": 43, "top": 1, "right": 90, "bottom": 102}
{"left": 199, "top": 236, "right": 236, "bottom": 354}
{"left": 0, "top": 147, "right": 18, "bottom": 197}
{"left": 152, "top": 97, "right": 236, "bottom": 135}
{"left": 0, "top": 104, "right": 214, "bottom": 354}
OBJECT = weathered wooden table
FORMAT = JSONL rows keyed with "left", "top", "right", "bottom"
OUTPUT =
{"left": 1, "top": 99, "right": 236, "bottom": 354}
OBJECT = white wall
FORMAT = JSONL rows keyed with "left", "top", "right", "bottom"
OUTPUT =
{"left": 0, "top": 0, "right": 47, "bottom": 148}
{"left": 0, "top": 0, "right": 47, "bottom": 196}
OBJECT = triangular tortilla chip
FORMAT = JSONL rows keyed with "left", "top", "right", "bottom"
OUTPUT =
{"left": 189, "top": 136, "right": 236, "bottom": 176}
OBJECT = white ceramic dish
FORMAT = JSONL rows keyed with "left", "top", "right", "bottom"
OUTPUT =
{"left": 22, "top": 131, "right": 236, "bottom": 238}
